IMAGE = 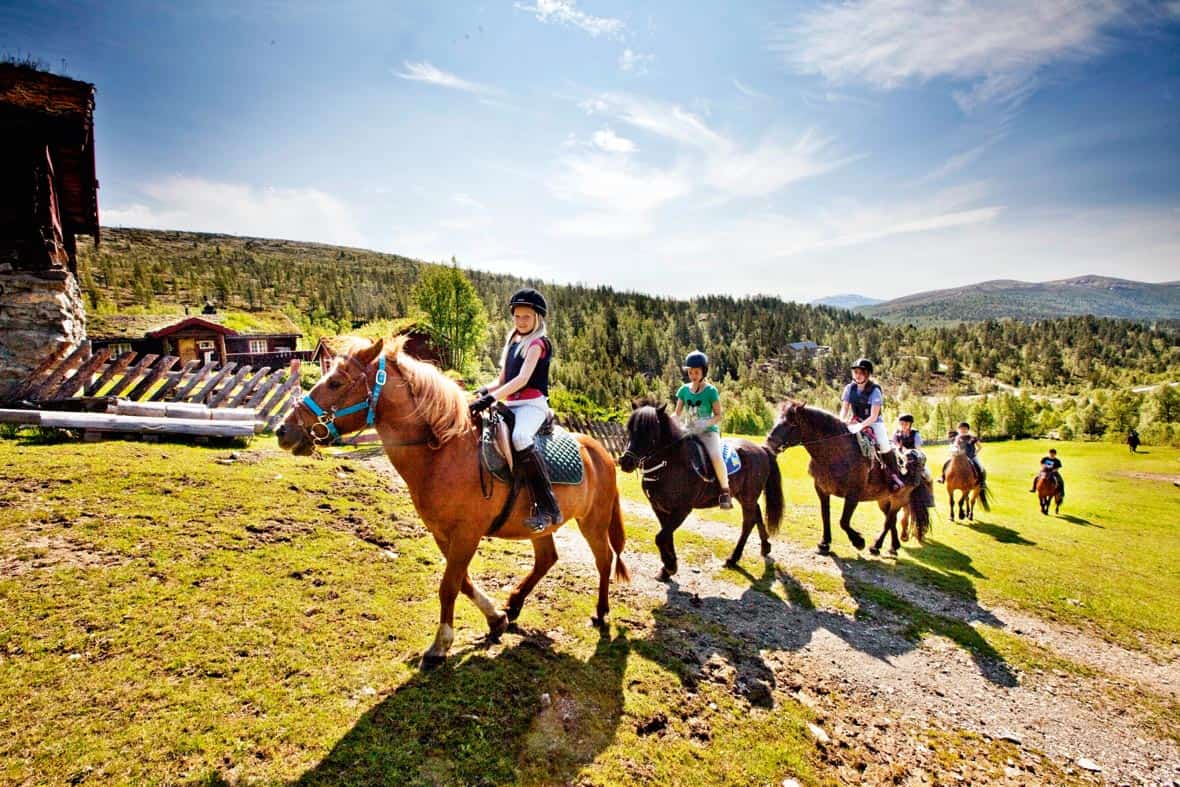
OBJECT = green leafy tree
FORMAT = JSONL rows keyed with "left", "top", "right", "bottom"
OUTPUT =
{"left": 413, "top": 261, "right": 488, "bottom": 375}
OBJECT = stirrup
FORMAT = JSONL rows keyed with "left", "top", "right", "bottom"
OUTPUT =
{"left": 718, "top": 491, "right": 733, "bottom": 510}
{"left": 522, "top": 508, "right": 556, "bottom": 533}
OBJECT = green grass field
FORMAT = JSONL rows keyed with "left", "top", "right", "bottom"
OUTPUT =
{"left": 619, "top": 438, "right": 1180, "bottom": 656}
{"left": 1, "top": 434, "right": 1175, "bottom": 783}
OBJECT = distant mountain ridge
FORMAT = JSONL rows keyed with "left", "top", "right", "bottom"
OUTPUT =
{"left": 810, "top": 293, "right": 883, "bottom": 309}
{"left": 858, "top": 275, "right": 1180, "bottom": 323}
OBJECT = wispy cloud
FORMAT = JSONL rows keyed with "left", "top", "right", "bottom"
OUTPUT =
{"left": 580, "top": 92, "right": 855, "bottom": 198}
{"left": 619, "top": 48, "right": 653, "bottom": 74}
{"left": 779, "top": 0, "right": 1140, "bottom": 111}
{"left": 514, "top": 0, "right": 625, "bottom": 38}
{"left": 591, "top": 128, "right": 637, "bottom": 153}
{"left": 395, "top": 61, "right": 498, "bottom": 96}
{"left": 104, "top": 177, "right": 367, "bottom": 247}
{"left": 733, "top": 78, "right": 770, "bottom": 99}
{"left": 914, "top": 134, "right": 1007, "bottom": 185}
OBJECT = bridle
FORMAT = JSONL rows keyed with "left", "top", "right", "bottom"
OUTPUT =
{"left": 621, "top": 429, "right": 691, "bottom": 480}
{"left": 297, "top": 354, "right": 433, "bottom": 448}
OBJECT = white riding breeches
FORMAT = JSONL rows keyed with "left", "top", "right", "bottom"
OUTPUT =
{"left": 506, "top": 397, "right": 549, "bottom": 451}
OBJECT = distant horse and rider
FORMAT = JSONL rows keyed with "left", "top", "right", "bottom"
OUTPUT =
{"left": 938, "top": 421, "right": 991, "bottom": 522}
{"left": 1029, "top": 447, "right": 1064, "bottom": 515}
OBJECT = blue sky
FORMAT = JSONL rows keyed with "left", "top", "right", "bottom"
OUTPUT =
{"left": 4, "top": 0, "right": 1179, "bottom": 301}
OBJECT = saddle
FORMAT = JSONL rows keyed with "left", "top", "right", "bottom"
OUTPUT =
{"left": 686, "top": 437, "right": 742, "bottom": 483}
{"left": 478, "top": 405, "right": 585, "bottom": 485}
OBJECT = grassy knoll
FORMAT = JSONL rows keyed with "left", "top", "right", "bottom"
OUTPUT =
{"left": 618, "top": 439, "right": 1180, "bottom": 656}
{"left": 0, "top": 438, "right": 820, "bottom": 785}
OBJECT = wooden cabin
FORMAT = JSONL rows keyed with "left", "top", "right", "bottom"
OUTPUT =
{"left": 312, "top": 318, "right": 441, "bottom": 374}
{"left": 89, "top": 310, "right": 310, "bottom": 367}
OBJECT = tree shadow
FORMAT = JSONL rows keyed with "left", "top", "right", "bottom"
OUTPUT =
{"left": 966, "top": 520, "right": 1036, "bottom": 546}
{"left": 294, "top": 629, "right": 630, "bottom": 786}
{"left": 1057, "top": 513, "right": 1100, "bottom": 527}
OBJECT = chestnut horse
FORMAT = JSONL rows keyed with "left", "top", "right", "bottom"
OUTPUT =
{"left": 944, "top": 448, "right": 991, "bottom": 522}
{"left": 276, "top": 337, "right": 628, "bottom": 668}
{"left": 1035, "top": 471, "right": 1062, "bottom": 515}
{"left": 766, "top": 401, "right": 931, "bottom": 556}
{"left": 618, "top": 401, "right": 783, "bottom": 580}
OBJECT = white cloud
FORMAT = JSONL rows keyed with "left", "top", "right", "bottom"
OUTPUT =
{"left": 591, "top": 128, "right": 637, "bottom": 153}
{"left": 780, "top": 0, "right": 1139, "bottom": 110}
{"left": 514, "top": 0, "right": 625, "bottom": 38}
{"left": 619, "top": 48, "right": 654, "bottom": 74}
{"left": 549, "top": 153, "right": 691, "bottom": 215}
{"left": 914, "top": 134, "right": 1007, "bottom": 185}
{"left": 395, "top": 61, "right": 498, "bottom": 96}
{"left": 733, "top": 78, "right": 770, "bottom": 99}
{"left": 103, "top": 177, "right": 367, "bottom": 247}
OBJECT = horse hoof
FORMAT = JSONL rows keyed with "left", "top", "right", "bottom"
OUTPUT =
{"left": 850, "top": 534, "right": 866, "bottom": 551}
{"left": 420, "top": 652, "right": 446, "bottom": 670}
{"left": 505, "top": 603, "right": 523, "bottom": 623}
{"left": 869, "top": 546, "right": 880, "bottom": 556}
{"left": 888, "top": 548, "right": 898, "bottom": 557}
{"left": 589, "top": 615, "right": 607, "bottom": 629}
{"left": 488, "top": 613, "right": 509, "bottom": 642}
{"left": 816, "top": 542, "right": 830, "bottom": 555}
{"left": 657, "top": 567, "right": 675, "bottom": 582}
{"left": 761, "top": 544, "right": 773, "bottom": 558}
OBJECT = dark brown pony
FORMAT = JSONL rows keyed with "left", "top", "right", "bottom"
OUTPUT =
{"left": 618, "top": 400, "right": 783, "bottom": 580}
{"left": 276, "top": 337, "right": 628, "bottom": 668}
{"left": 766, "top": 400, "right": 931, "bottom": 556}
{"left": 1035, "top": 471, "right": 1063, "bottom": 515}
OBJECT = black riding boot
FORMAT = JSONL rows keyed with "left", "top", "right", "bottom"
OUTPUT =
{"left": 881, "top": 450, "right": 905, "bottom": 491}
{"left": 515, "top": 445, "right": 562, "bottom": 532}
{"left": 1056, "top": 473, "right": 1064, "bottom": 499}
{"left": 937, "top": 459, "right": 949, "bottom": 483}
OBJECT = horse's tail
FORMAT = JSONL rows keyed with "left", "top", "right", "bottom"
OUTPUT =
{"left": 977, "top": 480, "right": 992, "bottom": 511}
{"left": 762, "top": 446, "right": 783, "bottom": 535}
{"left": 609, "top": 492, "right": 630, "bottom": 583}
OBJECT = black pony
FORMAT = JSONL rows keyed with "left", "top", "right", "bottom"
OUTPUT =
{"left": 619, "top": 400, "right": 784, "bottom": 580}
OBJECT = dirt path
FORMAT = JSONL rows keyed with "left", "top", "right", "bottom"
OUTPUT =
{"left": 352, "top": 452, "right": 1180, "bottom": 784}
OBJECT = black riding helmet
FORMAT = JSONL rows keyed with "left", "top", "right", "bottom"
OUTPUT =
{"left": 683, "top": 350, "right": 709, "bottom": 373}
{"left": 898, "top": 413, "right": 915, "bottom": 423}
{"left": 851, "top": 357, "right": 874, "bottom": 374}
{"left": 508, "top": 287, "right": 547, "bottom": 317}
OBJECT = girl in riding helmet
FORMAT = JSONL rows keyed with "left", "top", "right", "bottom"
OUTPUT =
{"left": 840, "top": 358, "right": 904, "bottom": 491}
{"left": 893, "top": 413, "right": 922, "bottom": 450}
{"left": 468, "top": 288, "right": 560, "bottom": 531}
{"left": 674, "top": 350, "right": 732, "bottom": 509}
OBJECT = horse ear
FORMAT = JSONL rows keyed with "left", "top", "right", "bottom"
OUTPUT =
{"left": 357, "top": 337, "right": 384, "bottom": 364}
{"left": 631, "top": 399, "right": 640, "bottom": 410}
{"left": 657, "top": 402, "right": 668, "bottom": 414}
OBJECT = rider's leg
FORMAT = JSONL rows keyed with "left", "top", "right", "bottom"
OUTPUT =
{"left": 698, "top": 429, "right": 732, "bottom": 509}
{"left": 508, "top": 400, "right": 561, "bottom": 531}
{"left": 1055, "top": 472, "right": 1064, "bottom": 498}
{"left": 872, "top": 422, "right": 904, "bottom": 491}
{"left": 1029, "top": 473, "right": 1038, "bottom": 493}
{"left": 938, "top": 458, "right": 949, "bottom": 483}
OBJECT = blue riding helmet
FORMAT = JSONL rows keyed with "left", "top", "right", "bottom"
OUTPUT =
{"left": 683, "top": 350, "right": 708, "bottom": 370}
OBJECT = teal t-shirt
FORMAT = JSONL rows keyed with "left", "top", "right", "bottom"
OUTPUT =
{"left": 677, "top": 383, "right": 720, "bottom": 433}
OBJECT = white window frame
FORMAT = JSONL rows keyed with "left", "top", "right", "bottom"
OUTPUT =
{"left": 109, "top": 342, "right": 133, "bottom": 357}
{"left": 248, "top": 339, "right": 268, "bottom": 354}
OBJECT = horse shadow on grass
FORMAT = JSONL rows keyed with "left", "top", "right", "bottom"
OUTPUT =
{"left": 655, "top": 556, "right": 1016, "bottom": 692}
{"left": 1056, "top": 513, "right": 1100, "bottom": 527}
{"left": 293, "top": 630, "right": 631, "bottom": 786}
{"left": 966, "top": 520, "right": 1037, "bottom": 546}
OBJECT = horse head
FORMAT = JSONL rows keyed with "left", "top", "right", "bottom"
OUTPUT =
{"left": 277, "top": 337, "right": 389, "bottom": 455}
{"left": 766, "top": 399, "right": 806, "bottom": 453}
{"left": 619, "top": 398, "right": 673, "bottom": 473}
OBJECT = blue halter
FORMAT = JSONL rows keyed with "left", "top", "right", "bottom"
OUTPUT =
{"left": 300, "top": 354, "right": 387, "bottom": 444}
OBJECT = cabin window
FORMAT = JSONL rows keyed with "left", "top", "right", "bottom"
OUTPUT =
{"left": 248, "top": 339, "right": 268, "bottom": 354}
{"left": 110, "top": 342, "right": 132, "bottom": 357}
{"left": 197, "top": 340, "right": 215, "bottom": 351}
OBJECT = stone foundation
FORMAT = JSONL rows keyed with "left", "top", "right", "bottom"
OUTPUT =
{"left": 0, "top": 263, "right": 86, "bottom": 398}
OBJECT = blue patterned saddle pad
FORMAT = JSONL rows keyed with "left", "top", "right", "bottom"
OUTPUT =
{"left": 688, "top": 437, "right": 742, "bottom": 480}
{"left": 480, "top": 425, "right": 585, "bottom": 485}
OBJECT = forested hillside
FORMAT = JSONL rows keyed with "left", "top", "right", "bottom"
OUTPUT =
{"left": 859, "top": 276, "right": 1180, "bottom": 324}
{"left": 77, "top": 229, "right": 1180, "bottom": 419}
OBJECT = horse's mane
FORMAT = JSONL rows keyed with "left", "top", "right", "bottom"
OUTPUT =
{"left": 340, "top": 335, "right": 472, "bottom": 444}
{"left": 632, "top": 396, "right": 686, "bottom": 441}
{"left": 789, "top": 400, "right": 851, "bottom": 438}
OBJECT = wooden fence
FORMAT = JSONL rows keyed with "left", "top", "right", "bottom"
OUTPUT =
{"left": 557, "top": 413, "right": 627, "bottom": 458}
{"left": 6, "top": 341, "right": 303, "bottom": 434}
